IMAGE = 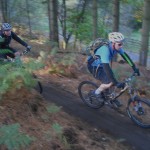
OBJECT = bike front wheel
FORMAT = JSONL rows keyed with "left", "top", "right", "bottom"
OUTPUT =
{"left": 34, "top": 80, "right": 43, "bottom": 94}
{"left": 127, "top": 97, "right": 150, "bottom": 128}
{"left": 78, "top": 81, "right": 104, "bottom": 109}
{"left": 32, "top": 74, "right": 43, "bottom": 94}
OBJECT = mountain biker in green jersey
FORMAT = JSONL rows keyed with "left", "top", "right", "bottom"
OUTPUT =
{"left": 90, "top": 32, "right": 140, "bottom": 107}
{"left": 0, "top": 23, "right": 31, "bottom": 59}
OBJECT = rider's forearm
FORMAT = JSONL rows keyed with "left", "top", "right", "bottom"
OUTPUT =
{"left": 120, "top": 52, "right": 135, "bottom": 67}
{"left": 103, "top": 63, "right": 118, "bottom": 85}
{"left": 11, "top": 32, "right": 28, "bottom": 47}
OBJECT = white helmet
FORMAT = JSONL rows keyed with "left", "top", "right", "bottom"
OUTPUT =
{"left": 108, "top": 32, "right": 124, "bottom": 43}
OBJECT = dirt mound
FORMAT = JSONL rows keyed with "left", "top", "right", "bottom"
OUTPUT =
{"left": 0, "top": 86, "right": 134, "bottom": 150}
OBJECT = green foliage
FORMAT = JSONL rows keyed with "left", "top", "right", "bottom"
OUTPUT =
{"left": 46, "top": 104, "right": 62, "bottom": 114}
{"left": 0, "top": 49, "right": 13, "bottom": 54}
{"left": 8, "top": 0, "right": 48, "bottom": 30}
{"left": 60, "top": 53, "right": 76, "bottom": 66}
{"left": 0, "top": 123, "right": 35, "bottom": 150}
{"left": 47, "top": 50, "right": 77, "bottom": 76}
{"left": 49, "top": 47, "right": 59, "bottom": 56}
{"left": 61, "top": 136, "right": 71, "bottom": 149}
{"left": 66, "top": 9, "right": 108, "bottom": 43}
{"left": 121, "top": 0, "right": 144, "bottom": 30}
{"left": 52, "top": 123, "right": 70, "bottom": 149}
{"left": 52, "top": 123, "right": 63, "bottom": 134}
{"left": 0, "top": 64, "right": 34, "bottom": 96}
{"left": 0, "top": 37, "right": 5, "bottom": 42}
{"left": 24, "top": 58, "right": 44, "bottom": 72}
{"left": 43, "top": 122, "right": 70, "bottom": 149}
{"left": 0, "top": 54, "right": 44, "bottom": 98}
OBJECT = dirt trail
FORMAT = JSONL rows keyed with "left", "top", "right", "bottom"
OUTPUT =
{"left": 42, "top": 83, "right": 150, "bottom": 150}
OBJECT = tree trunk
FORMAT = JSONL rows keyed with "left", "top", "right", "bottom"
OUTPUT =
{"left": 62, "top": 0, "right": 67, "bottom": 46}
{"left": 25, "top": 0, "right": 32, "bottom": 37}
{"left": 58, "top": 0, "right": 67, "bottom": 49}
{"left": 112, "top": 0, "right": 120, "bottom": 62}
{"left": 139, "top": 0, "right": 150, "bottom": 66}
{"left": 0, "top": 0, "right": 3, "bottom": 21}
{"left": 73, "top": 0, "right": 87, "bottom": 49}
{"left": 92, "top": 0, "right": 98, "bottom": 40}
{"left": 0, "top": 0, "right": 9, "bottom": 22}
{"left": 112, "top": 0, "right": 119, "bottom": 31}
{"left": 48, "top": 0, "right": 59, "bottom": 48}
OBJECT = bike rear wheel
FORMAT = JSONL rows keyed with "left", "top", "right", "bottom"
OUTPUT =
{"left": 78, "top": 81, "right": 104, "bottom": 109}
{"left": 127, "top": 97, "right": 150, "bottom": 128}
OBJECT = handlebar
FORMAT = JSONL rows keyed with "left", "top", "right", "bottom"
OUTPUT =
{"left": 113, "top": 72, "right": 139, "bottom": 97}
{"left": 124, "top": 72, "right": 139, "bottom": 83}
{"left": 20, "top": 47, "right": 31, "bottom": 56}
{"left": 114, "top": 72, "right": 139, "bottom": 91}
{"left": 0, "top": 47, "right": 31, "bottom": 62}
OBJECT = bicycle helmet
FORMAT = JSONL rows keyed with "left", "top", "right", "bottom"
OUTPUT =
{"left": 108, "top": 32, "right": 124, "bottom": 43}
{"left": 1, "top": 23, "right": 12, "bottom": 31}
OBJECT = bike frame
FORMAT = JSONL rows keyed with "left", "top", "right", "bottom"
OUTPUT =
{"left": 108, "top": 74, "right": 138, "bottom": 102}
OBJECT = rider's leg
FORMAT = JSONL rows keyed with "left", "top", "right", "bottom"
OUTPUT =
{"left": 94, "top": 67, "right": 112, "bottom": 95}
{"left": 95, "top": 82, "right": 113, "bottom": 94}
{"left": 4, "top": 47, "right": 17, "bottom": 58}
{"left": 8, "top": 47, "right": 20, "bottom": 57}
{"left": 95, "top": 67, "right": 122, "bottom": 107}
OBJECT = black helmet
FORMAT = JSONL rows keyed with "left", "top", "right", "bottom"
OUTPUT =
{"left": 1, "top": 23, "right": 12, "bottom": 31}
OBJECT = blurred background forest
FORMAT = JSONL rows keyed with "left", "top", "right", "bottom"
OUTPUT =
{"left": 0, "top": 0, "right": 150, "bottom": 66}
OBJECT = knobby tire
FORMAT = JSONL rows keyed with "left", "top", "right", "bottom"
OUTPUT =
{"left": 78, "top": 81, "right": 104, "bottom": 109}
{"left": 127, "top": 97, "right": 150, "bottom": 128}
{"left": 32, "top": 74, "right": 43, "bottom": 94}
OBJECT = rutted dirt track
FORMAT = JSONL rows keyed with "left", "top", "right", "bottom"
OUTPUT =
{"left": 42, "top": 84, "right": 150, "bottom": 150}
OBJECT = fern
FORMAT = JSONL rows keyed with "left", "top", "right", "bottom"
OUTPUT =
{"left": 23, "top": 58, "right": 45, "bottom": 71}
{"left": 60, "top": 53, "right": 76, "bottom": 66}
{"left": 52, "top": 123, "right": 63, "bottom": 134}
{"left": 61, "top": 136, "right": 71, "bottom": 149}
{"left": 46, "top": 104, "right": 62, "bottom": 114}
{"left": 0, "top": 66, "right": 36, "bottom": 95}
{"left": 0, "top": 123, "right": 35, "bottom": 150}
{"left": 52, "top": 123, "right": 70, "bottom": 149}
{"left": 0, "top": 55, "right": 44, "bottom": 98}
{"left": 0, "top": 49, "right": 12, "bottom": 54}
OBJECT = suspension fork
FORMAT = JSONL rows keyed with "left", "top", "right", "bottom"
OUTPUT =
{"left": 129, "top": 94, "right": 142, "bottom": 111}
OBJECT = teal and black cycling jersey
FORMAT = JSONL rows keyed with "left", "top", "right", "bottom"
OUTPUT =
{"left": 88, "top": 43, "right": 136, "bottom": 85}
{"left": 95, "top": 43, "right": 134, "bottom": 66}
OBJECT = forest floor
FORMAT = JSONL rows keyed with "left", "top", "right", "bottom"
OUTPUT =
{"left": 0, "top": 32, "right": 150, "bottom": 150}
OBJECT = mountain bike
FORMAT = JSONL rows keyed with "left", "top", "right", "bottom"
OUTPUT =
{"left": 78, "top": 73, "right": 150, "bottom": 128}
{"left": 0, "top": 48, "right": 43, "bottom": 94}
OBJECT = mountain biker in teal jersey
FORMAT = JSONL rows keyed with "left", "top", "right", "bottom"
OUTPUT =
{"left": 89, "top": 32, "right": 140, "bottom": 107}
{"left": 0, "top": 23, "right": 31, "bottom": 59}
